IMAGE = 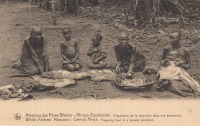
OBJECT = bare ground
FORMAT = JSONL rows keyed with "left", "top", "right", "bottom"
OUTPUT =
{"left": 0, "top": 1, "right": 200, "bottom": 100}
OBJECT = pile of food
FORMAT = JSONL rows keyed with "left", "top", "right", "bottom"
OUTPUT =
{"left": 114, "top": 72, "right": 156, "bottom": 90}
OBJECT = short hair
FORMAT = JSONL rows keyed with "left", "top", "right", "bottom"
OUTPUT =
{"left": 62, "top": 27, "right": 72, "bottom": 34}
{"left": 170, "top": 31, "right": 181, "bottom": 38}
{"left": 118, "top": 32, "right": 128, "bottom": 39}
{"left": 30, "top": 26, "right": 42, "bottom": 34}
{"left": 94, "top": 33, "right": 103, "bottom": 42}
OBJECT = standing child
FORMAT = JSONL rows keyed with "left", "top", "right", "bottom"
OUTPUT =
{"left": 114, "top": 32, "right": 146, "bottom": 77}
{"left": 87, "top": 33, "right": 107, "bottom": 69}
{"left": 60, "top": 27, "right": 82, "bottom": 71}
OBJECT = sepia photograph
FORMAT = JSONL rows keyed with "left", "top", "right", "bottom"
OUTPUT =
{"left": 0, "top": 0, "right": 200, "bottom": 125}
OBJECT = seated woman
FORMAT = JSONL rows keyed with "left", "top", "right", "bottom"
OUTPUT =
{"left": 157, "top": 32, "right": 200, "bottom": 96}
{"left": 114, "top": 32, "right": 146, "bottom": 78}
{"left": 11, "top": 26, "right": 50, "bottom": 77}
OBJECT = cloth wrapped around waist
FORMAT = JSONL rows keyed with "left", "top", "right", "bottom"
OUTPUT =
{"left": 159, "top": 61, "right": 200, "bottom": 94}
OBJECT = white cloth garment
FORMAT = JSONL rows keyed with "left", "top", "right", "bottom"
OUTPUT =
{"left": 159, "top": 61, "right": 200, "bottom": 94}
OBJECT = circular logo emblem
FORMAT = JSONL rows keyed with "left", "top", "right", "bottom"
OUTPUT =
{"left": 14, "top": 113, "right": 21, "bottom": 120}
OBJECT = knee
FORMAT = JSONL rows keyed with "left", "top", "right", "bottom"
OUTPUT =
{"left": 62, "top": 64, "right": 68, "bottom": 70}
{"left": 99, "top": 61, "right": 106, "bottom": 65}
{"left": 62, "top": 60, "right": 69, "bottom": 65}
{"left": 99, "top": 62, "right": 107, "bottom": 68}
{"left": 89, "top": 62, "right": 106, "bottom": 69}
{"left": 64, "top": 64, "right": 75, "bottom": 71}
{"left": 89, "top": 63, "right": 96, "bottom": 69}
{"left": 74, "top": 64, "right": 81, "bottom": 71}
{"left": 27, "top": 68, "right": 40, "bottom": 75}
{"left": 11, "top": 63, "right": 20, "bottom": 69}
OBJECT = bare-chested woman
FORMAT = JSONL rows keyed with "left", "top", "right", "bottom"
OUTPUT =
{"left": 12, "top": 26, "right": 50, "bottom": 77}
{"left": 157, "top": 32, "right": 200, "bottom": 96}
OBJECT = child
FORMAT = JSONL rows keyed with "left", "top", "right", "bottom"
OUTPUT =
{"left": 114, "top": 32, "right": 146, "bottom": 77}
{"left": 60, "top": 27, "right": 82, "bottom": 71}
{"left": 87, "top": 33, "right": 107, "bottom": 69}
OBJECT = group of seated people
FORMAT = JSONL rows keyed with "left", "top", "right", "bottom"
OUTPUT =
{"left": 12, "top": 26, "right": 147, "bottom": 76}
{"left": 12, "top": 26, "right": 200, "bottom": 96}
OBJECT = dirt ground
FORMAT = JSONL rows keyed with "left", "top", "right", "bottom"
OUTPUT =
{"left": 0, "top": 1, "right": 200, "bottom": 100}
